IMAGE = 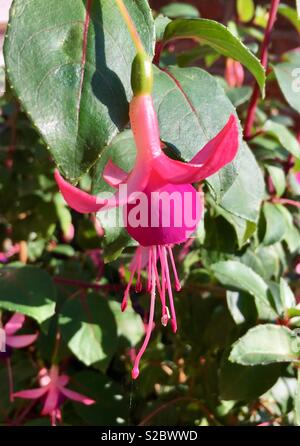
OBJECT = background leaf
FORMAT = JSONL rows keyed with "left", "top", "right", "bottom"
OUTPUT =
{"left": 230, "top": 325, "right": 300, "bottom": 365}
{"left": 274, "top": 51, "right": 300, "bottom": 115}
{"left": 59, "top": 292, "right": 117, "bottom": 369}
{"left": 0, "top": 266, "right": 56, "bottom": 323}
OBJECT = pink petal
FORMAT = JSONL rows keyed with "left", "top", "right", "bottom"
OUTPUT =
{"left": 4, "top": 313, "right": 25, "bottom": 335}
{"left": 6, "top": 333, "right": 38, "bottom": 348}
{"left": 103, "top": 160, "right": 129, "bottom": 188}
{"left": 153, "top": 115, "right": 239, "bottom": 184}
{"left": 41, "top": 386, "right": 59, "bottom": 416}
{"left": 57, "top": 375, "right": 70, "bottom": 387}
{"left": 54, "top": 169, "right": 106, "bottom": 214}
{"left": 14, "top": 387, "right": 48, "bottom": 400}
{"left": 59, "top": 386, "right": 95, "bottom": 405}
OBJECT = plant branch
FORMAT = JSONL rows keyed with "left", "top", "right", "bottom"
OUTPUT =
{"left": 244, "top": 0, "right": 280, "bottom": 140}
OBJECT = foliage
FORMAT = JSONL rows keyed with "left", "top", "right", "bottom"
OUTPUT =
{"left": 1, "top": 0, "right": 300, "bottom": 427}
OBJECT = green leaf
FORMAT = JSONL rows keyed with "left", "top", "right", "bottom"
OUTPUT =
{"left": 226, "top": 291, "right": 257, "bottom": 325}
{"left": 155, "top": 15, "right": 171, "bottom": 41}
{"left": 152, "top": 65, "right": 242, "bottom": 199}
{"left": 274, "top": 51, "right": 300, "bottom": 115}
{"left": 218, "top": 142, "right": 264, "bottom": 223}
{"left": 163, "top": 19, "right": 265, "bottom": 95}
{"left": 219, "top": 356, "right": 281, "bottom": 400}
{"left": 0, "top": 266, "right": 56, "bottom": 324}
{"left": 265, "top": 164, "right": 286, "bottom": 197}
{"left": 208, "top": 197, "right": 257, "bottom": 248}
{"left": 279, "top": 204, "right": 300, "bottom": 253}
{"left": 263, "top": 120, "right": 300, "bottom": 158}
{"left": 71, "top": 371, "right": 128, "bottom": 426}
{"left": 237, "top": 0, "right": 255, "bottom": 23}
{"left": 92, "top": 130, "right": 137, "bottom": 262}
{"left": 280, "top": 278, "right": 296, "bottom": 310}
{"left": 160, "top": 2, "right": 200, "bottom": 19}
{"left": 109, "top": 300, "right": 144, "bottom": 347}
{"left": 59, "top": 292, "right": 117, "bottom": 368}
{"left": 4, "top": 0, "right": 154, "bottom": 181}
{"left": 230, "top": 324, "right": 300, "bottom": 365}
{"left": 211, "top": 260, "right": 277, "bottom": 320}
{"left": 262, "top": 202, "right": 286, "bottom": 246}
{"left": 278, "top": 4, "right": 300, "bottom": 32}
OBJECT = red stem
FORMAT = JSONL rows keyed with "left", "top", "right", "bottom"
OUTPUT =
{"left": 244, "top": 0, "right": 280, "bottom": 140}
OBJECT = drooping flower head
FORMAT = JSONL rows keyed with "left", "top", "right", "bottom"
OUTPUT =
{"left": 14, "top": 365, "right": 95, "bottom": 426}
{"left": 54, "top": 8, "right": 239, "bottom": 379}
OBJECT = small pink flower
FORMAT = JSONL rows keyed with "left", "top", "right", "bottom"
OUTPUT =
{"left": 1, "top": 313, "right": 38, "bottom": 357}
{"left": 14, "top": 365, "right": 95, "bottom": 426}
{"left": 1, "top": 313, "right": 38, "bottom": 402}
{"left": 225, "top": 58, "right": 245, "bottom": 88}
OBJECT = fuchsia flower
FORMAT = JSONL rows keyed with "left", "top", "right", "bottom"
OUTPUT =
{"left": 14, "top": 365, "right": 95, "bottom": 426}
{"left": 0, "top": 313, "right": 38, "bottom": 402}
{"left": 55, "top": 53, "right": 239, "bottom": 379}
{"left": 225, "top": 58, "right": 245, "bottom": 88}
{"left": 0, "top": 313, "right": 38, "bottom": 355}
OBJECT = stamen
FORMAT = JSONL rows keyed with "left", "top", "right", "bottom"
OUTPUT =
{"left": 132, "top": 262, "right": 156, "bottom": 380}
{"left": 167, "top": 246, "right": 181, "bottom": 291}
{"left": 147, "top": 248, "right": 152, "bottom": 292}
{"left": 152, "top": 246, "right": 162, "bottom": 298}
{"left": 158, "top": 246, "right": 168, "bottom": 324}
{"left": 162, "top": 247, "right": 178, "bottom": 333}
{"left": 121, "top": 249, "right": 139, "bottom": 312}
{"left": 135, "top": 248, "right": 142, "bottom": 292}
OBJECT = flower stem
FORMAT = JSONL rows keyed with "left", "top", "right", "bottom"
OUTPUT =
{"left": 244, "top": 0, "right": 280, "bottom": 139}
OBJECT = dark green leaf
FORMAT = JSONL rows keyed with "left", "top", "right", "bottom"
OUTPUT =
{"left": 212, "top": 260, "right": 277, "bottom": 320}
{"left": 59, "top": 292, "right": 117, "bottom": 368}
{"left": 5, "top": 0, "right": 154, "bottom": 180}
{"left": 262, "top": 203, "right": 286, "bottom": 246}
{"left": 0, "top": 266, "right": 56, "bottom": 323}
{"left": 219, "top": 357, "right": 281, "bottom": 401}
{"left": 163, "top": 19, "right": 265, "bottom": 94}
{"left": 71, "top": 371, "right": 128, "bottom": 426}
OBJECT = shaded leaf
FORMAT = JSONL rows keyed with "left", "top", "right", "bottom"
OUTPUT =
{"left": 0, "top": 266, "right": 56, "bottom": 323}
{"left": 59, "top": 292, "right": 117, "bottom": 368}
{"left": 230, "top": 324, "right": 300, "bottom": 365}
